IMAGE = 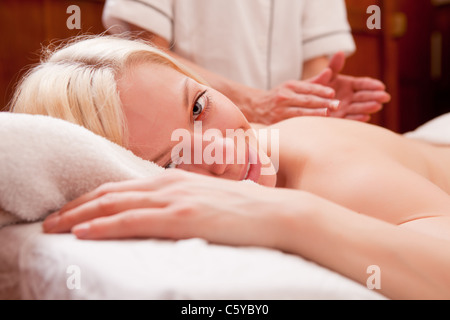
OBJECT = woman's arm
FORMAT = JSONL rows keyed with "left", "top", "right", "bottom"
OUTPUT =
{"left": 43, "top": 170, "right": 450, "bottom": 299}
{"left": 282, "top": 194, "right": 450, "bottom": 300}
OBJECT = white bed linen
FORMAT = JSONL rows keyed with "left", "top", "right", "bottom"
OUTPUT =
{"left": 0, "top": 223, "right": 385, "bottom": 300}
{"left": 404, "top": 112, "right": 450, "bottom": 145}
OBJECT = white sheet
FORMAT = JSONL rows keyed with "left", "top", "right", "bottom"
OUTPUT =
{"left": 404, "top": 112, "right": 450, "bottom": 145}
{"left": 0, "top": 223, "right": 385, "bottom": 300}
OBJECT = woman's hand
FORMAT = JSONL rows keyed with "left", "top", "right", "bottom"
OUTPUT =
{"left": 243, "top": 75, "right": 341, "bottom": 125}
{"left": 43, "top": 170, "right": 307, "bottom": 248}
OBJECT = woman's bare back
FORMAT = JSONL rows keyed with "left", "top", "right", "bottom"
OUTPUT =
{"left": 270, "top": 117, "right": 450, "bottom": 239}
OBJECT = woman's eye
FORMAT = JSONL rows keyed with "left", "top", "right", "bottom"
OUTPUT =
{"left": 164, "top": 154, "right": 182, "bottom": 169}
{"left": 193, "top": 94, "right": 207, "bottom": 121}
{"left": 165, "top": 162, "right": 177, "bottom": 169}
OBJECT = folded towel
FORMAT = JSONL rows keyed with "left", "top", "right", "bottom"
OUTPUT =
{"left": 404, "top": 112, "right": 450, "bottom": 145}
{"left": 0, "top": 112, "right": 164, "bottom": 228}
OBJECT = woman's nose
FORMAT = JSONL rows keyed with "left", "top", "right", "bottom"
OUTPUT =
{"left": 177, "top": 134, "right": 237, "bottom": 177}
{"left": 201, "top": 160, "right": 229, "bottom": 176}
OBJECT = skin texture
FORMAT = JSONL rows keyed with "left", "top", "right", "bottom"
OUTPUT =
{"left": 42, "top": 62, "right": 450, "bottom": 299}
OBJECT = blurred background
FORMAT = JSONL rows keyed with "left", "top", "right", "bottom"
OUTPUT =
{"left": 0, "top": 0, "right": 449, "bottom": 133}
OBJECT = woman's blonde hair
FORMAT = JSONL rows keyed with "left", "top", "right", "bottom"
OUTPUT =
{"left": 8, "top": 34, "right": 205, "bottom": 146}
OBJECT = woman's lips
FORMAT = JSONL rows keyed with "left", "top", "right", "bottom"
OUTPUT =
{"left": 242, "top": 145, "right": 261, "bottom": 183}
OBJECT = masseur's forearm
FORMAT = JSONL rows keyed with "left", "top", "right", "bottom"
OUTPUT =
{"left": 279, "top": 197, "right": 450, "bottom": 299}
{"left": 301, "top": 56, "right": 330, "bottom": 80}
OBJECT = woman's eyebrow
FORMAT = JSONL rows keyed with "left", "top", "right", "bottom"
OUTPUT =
{"left": 184, "top": 77, "right": 190, "bottom": 110}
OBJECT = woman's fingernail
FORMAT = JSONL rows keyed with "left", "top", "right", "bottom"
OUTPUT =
{"left": 43, "top": 216, "right": 60, "bottom": 232}
{"left": 72, "top": 223, "right": 90, "bottom": 238}
{"left": 317, "top": 108, "right": 329, "bottom": 117}
{"left": 45, "top": 211, "right": 60, "bottom": 220}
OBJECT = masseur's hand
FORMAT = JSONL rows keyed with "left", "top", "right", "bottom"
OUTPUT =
{"left": 244, "top": 74, "right": 341, "bottom": 125}
{"left": 310, "top": 52, "right": 391, "bottom": 122}
{"left": 42, "top": 170, "right": 306, "bottom": 248}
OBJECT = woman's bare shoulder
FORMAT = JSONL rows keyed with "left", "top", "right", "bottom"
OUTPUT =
{"left": 268, "top": 117, "right": 402, "bottom": 150}
{"left": 267, "top": 117, "right": 364, "bottom": 148}
{"left": 268, "top": 116, "right": 387, "bottom": 133}
{"left": 267, "top": 116, "right": 332, "bottom": 131}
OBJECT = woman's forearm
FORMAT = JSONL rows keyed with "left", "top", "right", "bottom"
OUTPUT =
{"left": 43, "top": 169, "right": 450, "bottom": 299}
{"left": 278, "top": 196, "right": 450, "bottom": 299}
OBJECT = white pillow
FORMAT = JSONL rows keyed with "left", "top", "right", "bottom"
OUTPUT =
{"left": 0, "top": 112, "right": 164, "bottom": 227}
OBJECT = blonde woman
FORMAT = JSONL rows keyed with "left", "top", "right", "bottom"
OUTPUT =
{"left": 10, "top": 36, "right": 450, "bottom": 299}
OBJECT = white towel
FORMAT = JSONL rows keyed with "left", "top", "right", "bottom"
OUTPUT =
{"left": 0, "top": 112, "right": 164, "bottom": 228}
{"left": 404, "top": 112, "right": 450, "bottom": 145}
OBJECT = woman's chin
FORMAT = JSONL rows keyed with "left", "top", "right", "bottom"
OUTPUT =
{"left": 248, "top": 161, "right": 277, "bottom": 188}
{"left": 256, "top": 172, "right": 278, "bottom": 188}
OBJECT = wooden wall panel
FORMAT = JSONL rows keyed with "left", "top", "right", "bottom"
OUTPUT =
{"left": 345, "top": 0, "right": 450, "bottom": 133}
{"left": 432, "top": 4, "right": 450, "bottom": 119}
{"left": 1, "top": 0, "right": 45, "bottom": 110}
{"left": 343, "top": 0, "right": 400, "bottom": 131}
{"left": 0, "top": 0, "right": 105, "bottom": 111}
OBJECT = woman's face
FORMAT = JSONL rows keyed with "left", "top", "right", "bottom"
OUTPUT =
{"left": 117, "top": 62, "right": 277, "bottom": 187}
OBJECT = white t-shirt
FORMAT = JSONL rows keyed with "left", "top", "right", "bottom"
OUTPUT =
{"left": 103, "top": 0, "right": 356, "bottom": 90}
